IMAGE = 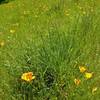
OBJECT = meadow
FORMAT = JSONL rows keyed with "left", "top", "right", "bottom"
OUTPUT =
{"left": 0, "top": 0, "right": 100, "bottom": 100}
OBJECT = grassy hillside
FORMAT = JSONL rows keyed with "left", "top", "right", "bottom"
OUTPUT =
{"left": 0, "top": 0, "right": 100, "bottom": 100}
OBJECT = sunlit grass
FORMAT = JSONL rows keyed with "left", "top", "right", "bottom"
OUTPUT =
{"left": 0, "top": 0, "right": 100, "bottom": 100}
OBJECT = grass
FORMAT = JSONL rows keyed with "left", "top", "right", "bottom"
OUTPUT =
{"left": 0, "top": 0, "right": 100, "bottom": 100}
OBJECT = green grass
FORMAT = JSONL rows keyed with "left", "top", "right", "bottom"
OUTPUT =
{"left": 0, "top": 0, "right": 100, "bottom": 100}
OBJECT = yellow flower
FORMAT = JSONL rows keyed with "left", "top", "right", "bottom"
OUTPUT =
{"left": 79, "top": 66, "right": 87, "bottom": 73}
{"left": 74, "top": 78, "right": 81, "bottom": 85}
{"left": 21, "top": 72, "right": 36, "bottom": 82}
{"left": 79, "top": 6, "right": 82, "bottom": 10}
{"left": 65, "top": 13, "right": 70, "bottom": 16}
{"left": 65, "top": 11, "right": 70, "bottom": 16}
{"left": 85, "top": 72, "right": 93, "bottom": 79}
{"left": 91, "top": 8, "right": 94, "bottom": 12}
{"left": 83, "top": 11, "right": 86, "bottom": 15}
{"left": 0, "top": 41, "right": 5, "bottom": 47}
{"left": 92, "top": 87, "right": 98, "bottom": 94}
{"left": 10, "top": 29, "right": 15, "bottom": 33}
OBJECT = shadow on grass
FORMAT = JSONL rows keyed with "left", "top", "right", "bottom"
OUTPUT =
{"left": 0, "top": 0, "right": 13, "bottom": 4}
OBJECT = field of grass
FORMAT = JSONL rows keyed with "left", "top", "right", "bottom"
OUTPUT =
{"left": 0, "top": 0, "right": 100, "bottom": 100}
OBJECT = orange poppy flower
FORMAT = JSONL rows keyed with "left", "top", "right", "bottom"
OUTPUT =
{"left": 74, "top": 78, "right": 81, "bottom": 85}
{"left": 79, "top": 66, "right": 87, "bottom": 73}
{"left": 21, "top": 72, "right": 35, "bottom": 82}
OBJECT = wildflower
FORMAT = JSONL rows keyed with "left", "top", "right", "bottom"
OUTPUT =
{"left": 79, "top": 66, "right": 87, "bottom": 73}
{"left": 10, "top": 29, "right": 15, "bottom": 33}
{"left": 65, "top": 11, "right": 70, "bottom": 16}
{"left": 92, "top": 87, "right": 98, "bottom": 94}
{"left": 90, "top": 8, "right": 94, "bottom": 12}
{"left": 85, "top": 72, "right": 93, "bottom": 79}
{"left": 0, "top": 41, "right": 5, "bottom": 47}
{"left": 79, "top": 6, "right": 82, "bottom": 10}
{"left": 65, "top": 13, "right": 70, "bottom": 16}
{"left": 83, "top": 11, "right": 86, "bottom": 15}
{"left": 21, "top": 72, "right": 36, "bottom": 82}
{"left": 74, "top": 78, "right": 81, "bottom": 85}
